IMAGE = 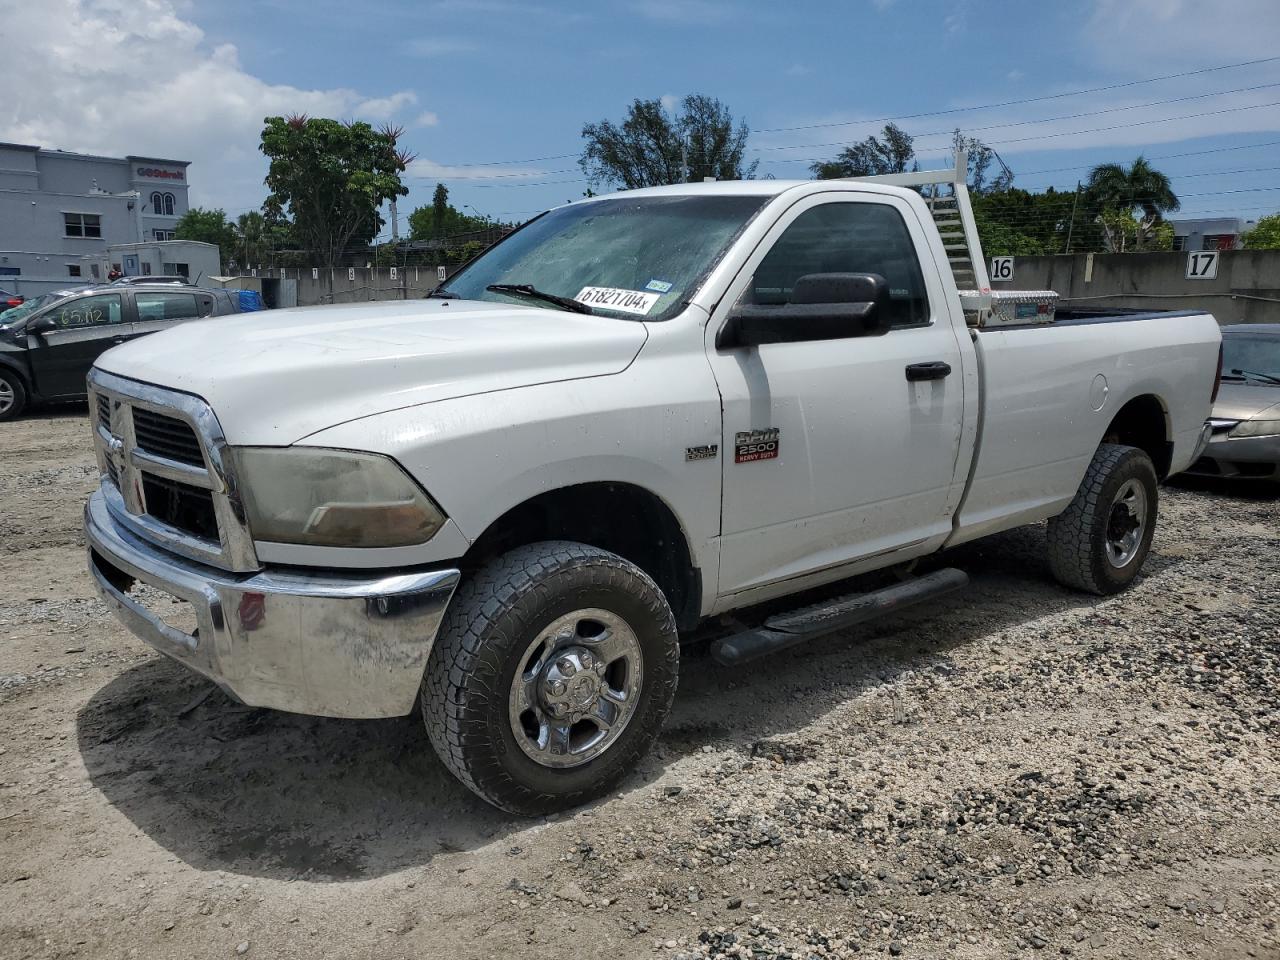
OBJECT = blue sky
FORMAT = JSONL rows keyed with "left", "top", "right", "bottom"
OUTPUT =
{"left": 5, "top": 0, "right": 1279, "bottom": 233}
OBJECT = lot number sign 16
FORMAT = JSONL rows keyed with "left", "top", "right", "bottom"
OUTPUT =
{"left": 990, "top": 256, "right": 1014, "bottom": 282}
{"left": 1186, "top": 251, "right": 1219, "bottom": 280}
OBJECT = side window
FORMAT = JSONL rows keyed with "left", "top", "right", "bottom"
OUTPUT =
{"left": 163, "top": 193, "right": 175, "bottom": 216}
{"left": 748, "top": 202, "right": 930, "bottom": 328}
{"left": 136, "top": 292, "right": 199, "bottom": 322}
{"left": 49, "top": 294, "right": 123, "bottom": 329}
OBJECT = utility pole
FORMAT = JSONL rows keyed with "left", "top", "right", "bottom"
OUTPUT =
{"left": 1065, "top": 180, "right": 1082, "bottom": 254}
{"left": 679, "top": 138, "right": 689, "bottom": 185}
{"left": 389, "top": 199, "right": 399, "bottom": 241}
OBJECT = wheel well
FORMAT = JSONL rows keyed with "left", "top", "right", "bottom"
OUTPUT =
{"left": 1103, "top": 394, "right": 1172, "bottom": 479}
{"left": 462, "top": 482, "right": 702, "bottom": 631}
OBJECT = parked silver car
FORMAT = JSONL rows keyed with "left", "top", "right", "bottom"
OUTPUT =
{"left": 1188, "top": 323, "right": 1280, "bottom": 481}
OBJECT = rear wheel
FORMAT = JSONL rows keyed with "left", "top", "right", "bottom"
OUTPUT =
{"left": 1046, "top": 443, "right": 1159, "bottom": 595}
{"left": 0, "top": 369, "right": 28, "bottom": 421}
{"left": 421, "top": 541, "right": 679, "bottom": 815}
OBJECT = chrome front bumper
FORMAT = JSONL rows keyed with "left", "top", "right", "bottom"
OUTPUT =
{"left": 84, "top": 489, "right": 460, "bottom": 718}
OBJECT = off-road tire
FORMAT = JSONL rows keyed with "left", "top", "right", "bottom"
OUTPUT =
{"left": 0, "top": 368, "right": 28, "bottom": 421}
{"left": 1046, "top": 443, "right": 1158, "bottom": 595}
{"left": 421, "top": 541, "right": 679, "bottom": 815}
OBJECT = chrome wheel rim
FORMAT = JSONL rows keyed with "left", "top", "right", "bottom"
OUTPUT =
{"left": 1105, "top": 478, "right": 1148, "bottom": 568}
{"left": 0, "top": 379, "right": 13, "bottom": 415}
{"left": 507, "top": 608, "right": 644, "bottom": 769}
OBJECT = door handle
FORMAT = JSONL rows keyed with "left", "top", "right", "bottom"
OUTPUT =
{"left": 905, "top": 361, "right": 952, "bottom": 382}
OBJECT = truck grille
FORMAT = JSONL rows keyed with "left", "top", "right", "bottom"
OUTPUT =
{"left": 132, "top": 407, "right": 205, "bottom": 467}
{"left": 88, "top": 369, "right": 259, "bottom": 572}
{"left": 141, "top": 474, "right": 219, "bottom": 541}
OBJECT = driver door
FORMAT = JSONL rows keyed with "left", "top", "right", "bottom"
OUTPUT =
{"left": 27, "top": 292, "right": 131, "bottom": 397}
{"left": 705, "top": 192, "right": 970, "bottom": 601}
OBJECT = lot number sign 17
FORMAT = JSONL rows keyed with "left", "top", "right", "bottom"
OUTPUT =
{"left": 1186, "top": 251, "right": 1219, "bottom": 280}
{"left": 990, "top": 257, "right": 1014, "bottom": 282}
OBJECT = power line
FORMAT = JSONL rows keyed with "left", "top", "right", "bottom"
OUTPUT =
{"left": 751, "top": 55, "right": 1280, "bottom": 135}
{"left": 756, "top": 100, "right": 1280, "bottom": 168}
{"left": 753, "top": 82, "right": 1280, "bottom": 154}
{"left": 415, "top": 55, "right": 1280, "bottom": 173}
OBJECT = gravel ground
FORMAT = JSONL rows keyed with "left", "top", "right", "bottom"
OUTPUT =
{"left": 0, "top": 407, "right": 1277, "bottom": 960}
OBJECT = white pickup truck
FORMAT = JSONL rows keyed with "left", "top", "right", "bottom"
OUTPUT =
{"left": 83, "top": 157, "right": 1222, "bottom": 814}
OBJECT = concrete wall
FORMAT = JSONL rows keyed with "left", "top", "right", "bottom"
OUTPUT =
{"left": 257, "top": 265, "right": 457, "bottom": 307}
{"left": 1000, "top": 250, "right": 1280, "bottom": 326}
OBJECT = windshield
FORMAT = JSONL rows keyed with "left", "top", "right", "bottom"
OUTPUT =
{"left": 444, "top": 194, "right": 767, "bottom": 321}
{"left": 1222, "top": 334, "right": 1280, "bottom": 383}
{"left": 0, "top": 294, "right": 55, "bottom": 328}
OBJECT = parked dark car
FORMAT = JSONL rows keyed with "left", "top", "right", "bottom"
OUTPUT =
{"left": 1187, "top": 323, "right": 1280, "bottom": 481}
{"left": 0, "top": 284, "right": 245, "bottom": 420}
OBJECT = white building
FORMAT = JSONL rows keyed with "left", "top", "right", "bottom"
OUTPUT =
{"left": 1169, "top": 217, "right": 1258, "bottom": 252}
{"left": 0, "top": 142, "right": 192, "bottom": 289}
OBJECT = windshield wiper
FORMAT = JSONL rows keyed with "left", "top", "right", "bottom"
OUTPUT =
{"left": 1230, "top": 367, "right": 1280, "bottom": 385}
{"left": 486, "top": 283, "right": 592, "bottom": 315}
{"left": 427, "top": 288, "right": 459, "bottom": 299}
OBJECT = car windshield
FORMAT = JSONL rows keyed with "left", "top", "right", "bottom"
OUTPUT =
{"left": 0, "top": 294, "right": 55, "bottom": 327}
{"left": 443, "top": 194, "right": 768, "bottom": 321}
{"left": 1222, "top": 334, "right": 1280, "bottom": 384}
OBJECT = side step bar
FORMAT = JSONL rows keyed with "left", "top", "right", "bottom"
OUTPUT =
{"left": 710, "top": 567, "right": 969, "bottom": 666}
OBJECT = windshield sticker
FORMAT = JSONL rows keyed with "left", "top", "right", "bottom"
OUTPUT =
{"left": 575, "top": 287, "right": 661, "bottom": 316}
{"left": 645, "top": 279, "right": 674, "bottom": 293}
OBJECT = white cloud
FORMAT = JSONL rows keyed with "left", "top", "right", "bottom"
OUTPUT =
{"left": 406, "top": 158, "right": 550, "bottom": 182}
{"left": 785, "top": 64, "right": 813, "bottom": 77}
{"left": 869, "top": 0, "right": 898, "bottom": 9}
{"left": 0, "top": 0, "right": 426, "bottom": 213}
{"left": 415, "top": 111, "right": 441, "bottom": 128}
{"left": 1086, "top": 0, "right": 1280, "bottom": 66}
{"left": 660, "top": 94, "right": 680, "bottom": 114}
{"left": 357, "top": 92, "right": 419, "bottom": 119}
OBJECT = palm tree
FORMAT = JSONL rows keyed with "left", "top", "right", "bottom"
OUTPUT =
{"left": 1086, "top": 156, "right": 1180, "bottom": 252}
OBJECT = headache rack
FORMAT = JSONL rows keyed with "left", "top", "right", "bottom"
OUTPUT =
{"left": 850, "top": 151, "right": 1058, "bottom": 329}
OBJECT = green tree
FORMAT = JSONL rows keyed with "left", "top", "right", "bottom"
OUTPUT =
{"left": 579, "top": 94, "right": 758, "bottom": 189}
{"left": 174, "top": 207, "right": 238, "bottom": 269}
{"left": 260, "top": 114, "right": 412, "bottom": 267}
{"left": 1243, "top": 213, "right": 1280, "bottom": 249}
{"left": 811, "top": 123, "right": 916, "bottom": 179}
{"left": 951, "top": 129, "right": 1014, "bottom": 195}
{"left": 407, "top": 184, "right": 489, "bottom": 241}
{"left": 1085, "top": 156, "right": 1179, "bottom": 252}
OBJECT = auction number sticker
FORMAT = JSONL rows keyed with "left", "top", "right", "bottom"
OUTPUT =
{"left": 575, "top": 286, "right": 661, "bottom": 316}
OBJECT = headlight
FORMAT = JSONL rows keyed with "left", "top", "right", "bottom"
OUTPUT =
{"left": 235, "top": 447, "right": 446, "bottom": 548}
{"left": 1229, "top": 419, "right": 1280, "bottom": 439}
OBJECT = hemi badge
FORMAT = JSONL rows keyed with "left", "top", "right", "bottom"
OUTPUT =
{"left": 686, "top": 444, "right": 718, "bottom": 462}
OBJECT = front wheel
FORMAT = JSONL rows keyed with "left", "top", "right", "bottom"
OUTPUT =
{"left": 421, "top": 541, "right": 679, "bottom": 815}
{"left": 1046, "top": 443, "right": 1159, "bottom": 595}
{"left": 0, "top": 368, "right": 27, "bottom": 421}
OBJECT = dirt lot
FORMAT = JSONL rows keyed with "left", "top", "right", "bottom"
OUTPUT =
{"left": 1, "top": 407, "right": 1277, "bottom": 960}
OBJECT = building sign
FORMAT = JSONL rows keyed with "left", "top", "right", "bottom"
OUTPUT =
{"left": 136, "top": 166, "right": 184, "bottom": 181}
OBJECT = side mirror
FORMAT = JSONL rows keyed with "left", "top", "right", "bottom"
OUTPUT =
{"left": 717, "top": 272, "right": 891, "bottom": 349}
{"left": 27, "top": 316, "right": 57, "bottom": 335}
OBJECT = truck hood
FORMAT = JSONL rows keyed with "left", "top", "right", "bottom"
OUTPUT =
{"left": 1212, "top": 383, "right": 1280, "bottom": 422}
{"left": 95, "top": 298, "right": 648, "bottom": 445}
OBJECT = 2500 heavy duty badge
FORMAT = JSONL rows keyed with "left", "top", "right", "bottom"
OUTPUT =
{"left": 735, "top": 427, "right": 780, "bottom": 463}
